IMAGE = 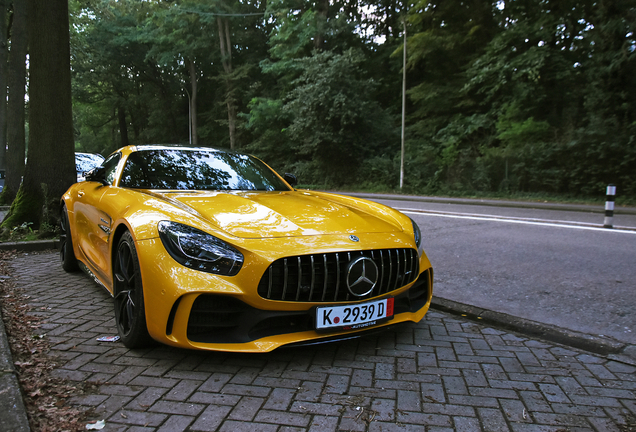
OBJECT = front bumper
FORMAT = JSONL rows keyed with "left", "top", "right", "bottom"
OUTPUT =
{"left": 135, "top": 235, "right": 434, "bottom": 352}
{"left": 184, "top": 267, "right": 432, "bottom": 345}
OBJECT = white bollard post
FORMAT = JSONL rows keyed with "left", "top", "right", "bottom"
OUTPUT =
{"left": 604, "top": 184, "right": 616, "bottom": 228}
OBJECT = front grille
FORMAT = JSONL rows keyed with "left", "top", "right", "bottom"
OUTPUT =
{"left": 257, "top": 248, "right": 419, "bottom": 302}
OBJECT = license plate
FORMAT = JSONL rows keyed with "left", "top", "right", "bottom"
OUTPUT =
{"left": 316, "top": 298, "right": 394, "bottom": 331}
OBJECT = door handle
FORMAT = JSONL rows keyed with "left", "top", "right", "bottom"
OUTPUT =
{"left": 77, "top": 191, "right": 84, "bottom": 198}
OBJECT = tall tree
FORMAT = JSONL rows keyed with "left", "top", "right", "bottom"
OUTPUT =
{"left": 0, "top": 0, "right": 7, "bottom": 174}
{"left": 314, "top": 0, "right": 329, "bottom": 50}
{"left": 1, "top": 0, "right": 27, "bottom": 204}
{"left": 187, "top": 59, "right": 198, "bottom": 145}
{"left": 62, "top": 0, "right": 635, "bottom": 196}
{"left": 142, "top": 0, "right": 213, "bottom": 147}
{"left": 2, "top": 0, "right": 75, "bottom": 229}
{"left": 72, "top": 0, "right": 184, "bottom": 153}
{"left": 282, "top": 49, "right": 396, "bottom": 186}
{"left": 400, "top": 0, "right": 500, "bottom": 191}
{"left": 217, "top": 15, "right": 243, "bottom": 149}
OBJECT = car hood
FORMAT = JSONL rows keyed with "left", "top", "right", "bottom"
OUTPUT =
{"left": 150, "top": 190, "right": 403, "bottom": 239}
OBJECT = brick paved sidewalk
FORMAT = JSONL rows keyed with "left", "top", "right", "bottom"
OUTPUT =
{"left": 9, "top": 252, "right": 636, "bottom": 431}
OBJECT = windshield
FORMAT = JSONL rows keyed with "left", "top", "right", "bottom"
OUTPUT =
{"left": 119, "top": 148, "right": 290, "bottom": 192}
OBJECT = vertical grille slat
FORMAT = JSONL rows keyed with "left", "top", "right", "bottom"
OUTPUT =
{"left": 379, "top": 250, "right": 386, "bottom": 294}
{"left": 334, "top": 254, "right": 341, "bottom": 301}
{"left": 281, "top": 258, "right": 289, "bottom": 300}
{"left": 409, "top": 251, "right": 417, "bottom": 280}
{"left": 295, "top": 257, "right": 302, "bottom": 301}
{"left": 345, "top": 252, "right": 352, "bottom": 302}
{"left": 321, "top": 255, "right": 328, "bottom": 301}
{"left": 393, "top": 250, "right": 401, "bottom": 291}
{"left": 387, "top": 250, "right": 394, "bottom": 292}
{"left": 308, "top": 255, "right": 316, "bottom": 302}
{"left": 258, "top": 248, "right": 418, "bottom": 302}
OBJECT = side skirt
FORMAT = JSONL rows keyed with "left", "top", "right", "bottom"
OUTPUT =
{"left": 78, "top": 261, "right": 113, "bottom": 297}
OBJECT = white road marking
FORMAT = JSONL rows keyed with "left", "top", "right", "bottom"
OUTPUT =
{"left": 398, "top": 208, "right": 636, "bottom": 234}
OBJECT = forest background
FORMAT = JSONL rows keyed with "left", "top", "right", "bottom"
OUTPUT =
{"left": 1, "top": 0, "right": 635, "bottom": 230}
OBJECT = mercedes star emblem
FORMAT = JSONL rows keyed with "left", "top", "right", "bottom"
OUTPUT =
{"left": 346, "top": 256, "right": 379, "bottom": 297}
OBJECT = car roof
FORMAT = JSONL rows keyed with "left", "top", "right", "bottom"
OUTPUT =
{"left": 131, "top": 144, "right": 229, "bottom": 153}
{"left": 107, "top": 145, "right": 255, "bottom": 164}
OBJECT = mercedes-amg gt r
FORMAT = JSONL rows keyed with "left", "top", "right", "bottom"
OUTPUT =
{"left": 60, "top": 145, "right": 433, "bottom": 352}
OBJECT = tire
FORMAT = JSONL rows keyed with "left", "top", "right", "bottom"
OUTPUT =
{"left": 60, "top": 204, "right": 79, "bottom": 272}
{"left": 113, "top": 231, "right": 153, "bottom": 348}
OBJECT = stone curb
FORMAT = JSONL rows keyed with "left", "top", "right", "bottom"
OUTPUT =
{"left": 0, "top": 239, "right": 59, "bottom": 252}
{"left": 430, "top": 297, "right": 636, "bottom": 366}
{"left": 0, "top": 303, "right": 31, "bottom": 432}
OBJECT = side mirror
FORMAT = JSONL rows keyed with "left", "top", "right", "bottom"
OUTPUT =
{"left": 85, "top": 166, "right": 108, "bottom": 185}
{"left": 283, "top": 173, "right": 298, "bottom": 188}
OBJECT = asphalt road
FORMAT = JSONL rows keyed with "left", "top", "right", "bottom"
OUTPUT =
{"left": 360, "top": 196, "right": 636, "bottom": 346}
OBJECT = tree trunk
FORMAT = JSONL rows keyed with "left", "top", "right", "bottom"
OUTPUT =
{"left": 217, "top": 17, "right": 237, "bottom": 150}
{"left": 2, "top": 0, "right": 28, "bottom": 205}
{"left": 314, "top": 0, "right": 329, "bottom": 51}
{"left": 118, "top": 106, "right": 129, "bottom": 147}
{"left": 2, "top": 0, "right": 75, "bottom": 229}
{"left": 188, "top": 59, "right": 198, "bottom": 146}
{"left": 227, "top": 102, "right": 236, "bottom": 150}
{"left": 0, "top": 0, "right": 7, "bottom": 175}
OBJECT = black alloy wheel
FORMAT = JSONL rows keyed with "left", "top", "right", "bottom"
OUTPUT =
{"left": 113, "top": 231, "right": 153, "bottom": 348}
{"left": 60, "top": 204, "right": 79, "bottom": 272}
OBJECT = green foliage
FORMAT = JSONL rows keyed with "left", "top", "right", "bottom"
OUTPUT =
{"left": 244, "top": 97, "right": 293, "bottom": 167}
{"left": 249, "top": 48, "right": 397, "bottom": 187}
{"left": 71, "top": 0, "right": 183, "bottom": 150}
{"left": 0, "top": 220, "right": 59, "bottom": 243}
{"left": 401, "top": 0, "right": 635, "bottom": 198}
{"left": 60, "top": 0, "right": 636, "bottom": 199}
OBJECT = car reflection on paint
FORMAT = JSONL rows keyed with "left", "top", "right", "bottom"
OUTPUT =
{"left": 60, "top": 145, "right": 434, "bottom": 352}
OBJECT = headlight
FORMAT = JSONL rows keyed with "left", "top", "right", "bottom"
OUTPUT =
{"left": 410, "top": 218, "right": 423, "bottom": 256}
{"left": 158, "top": 221, "right": 243, "bottom": 276}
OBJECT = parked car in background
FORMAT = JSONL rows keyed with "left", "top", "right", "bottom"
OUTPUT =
{"left": 75, "top": 152, "right": 105, "bottom": 182}
{"left": 60, "top": 145, "right": 434, "bottom": 352}
{"left": 0, "top": 153, "right": 100, "bottom": 192}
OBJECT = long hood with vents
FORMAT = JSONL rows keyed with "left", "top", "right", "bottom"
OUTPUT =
{"left": 148, "top": 190, "right": 404, "bottom": 239}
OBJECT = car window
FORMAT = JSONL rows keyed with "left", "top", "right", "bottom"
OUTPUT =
{"left": 102, "top": 153, "right": 121, "bottom": 186}
{"left": 119, "top": 149, "right": 290, "bottom": 191}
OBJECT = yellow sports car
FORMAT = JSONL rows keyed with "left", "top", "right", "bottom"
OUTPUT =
{"left": 60, "top": 145, "right": 433, "bottom": 352}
